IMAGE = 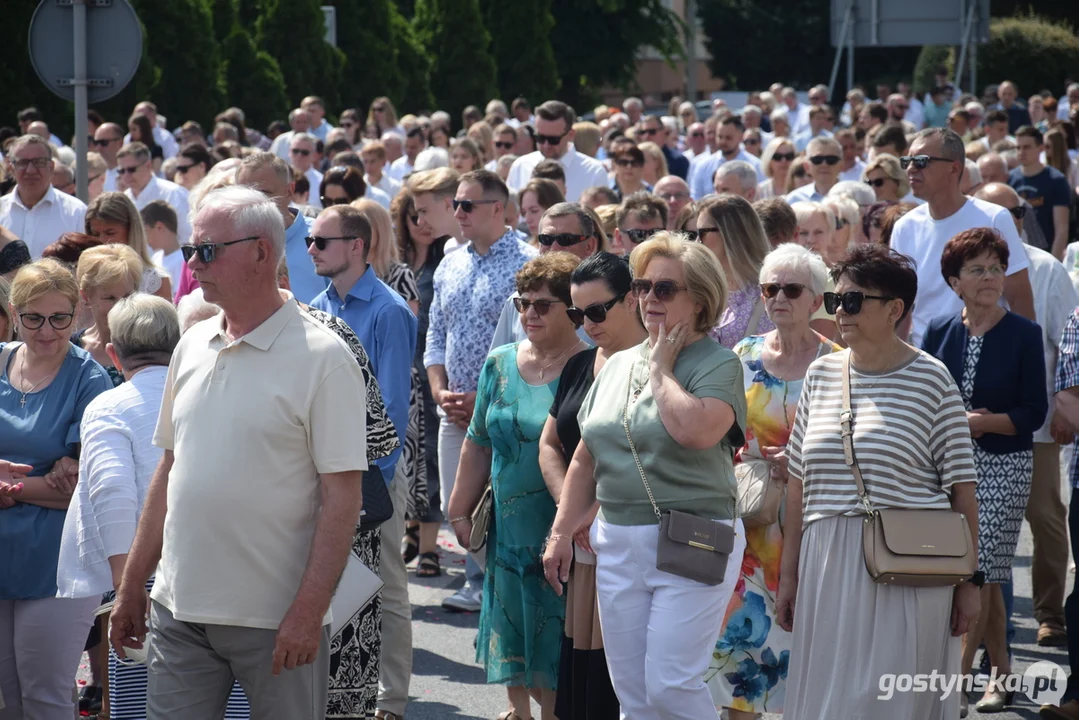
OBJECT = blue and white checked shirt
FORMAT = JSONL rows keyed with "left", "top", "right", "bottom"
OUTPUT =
{"left": 1055, "top": 308, "right": 1079, "bottom": 488}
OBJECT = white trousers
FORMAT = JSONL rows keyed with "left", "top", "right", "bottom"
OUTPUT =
{"left": 377, "top": 467, "right": 413, "bottom": 715}
{"left": 592, "top": 518, "right": 745, "bottom": 720}
{"left": 0, "top": 595, "right": 99, "bottom": 720}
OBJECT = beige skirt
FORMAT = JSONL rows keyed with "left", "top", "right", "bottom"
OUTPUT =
{"left": 784, "top": 515, "right": 961, "bottom": 720}
{"left": 565, "top": 545, "right": 604, "bottom": 651}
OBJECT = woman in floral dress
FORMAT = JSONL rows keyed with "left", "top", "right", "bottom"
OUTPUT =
{"left": 708, "top": 244, "right": 840, "bottom": 718}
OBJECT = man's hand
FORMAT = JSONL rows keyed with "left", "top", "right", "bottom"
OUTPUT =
{"left": 272, "top": 602, "right": 324, "bottom": 676}
{"left": 1050, "top": 411, "right": 1075, "bottom": 446}
{"left": 109, "top": 583, "right": 150, "bottom": 660}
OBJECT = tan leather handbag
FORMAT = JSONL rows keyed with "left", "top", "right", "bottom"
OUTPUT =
{"left": 468, "top": 482, "right": 493, "bottom": 553}
{"left": 840, "top": 352, "right": 976, "bottom": 587}
{"left": 735, "top": 459, "right": 784, "bottom": 528}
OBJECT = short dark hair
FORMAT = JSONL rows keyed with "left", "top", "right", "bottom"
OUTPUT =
{"left": 872, "top": 123, "right": 908, "bottom": 153}
{"left": 940, "top": 227, "right": 1009, "bottom": 284}
{"left": 879, "top": 203, "right": 916, "bottom": 245}
{"left": 515, "top": 252, "right": 581, "bottom": 305}
{"left": 406, "top": 126, "right": 426, "bottom": 141}
{"left": 720, "top": 114, "right": 745, "bottom": 132}
{"left": 325, "top": 137, "right": 352, "bottom": 158}
{"left": 459, "top": 169, "right": 509, "bottom": 205}
{"left": 331, "top": 150, "right": 364, "bottom": 170}
{"left": 580, "top": 186, "right": 619, "bottom": 207}
{"left": 139, "top": 200, "right": 178, "bottom": 235}
{"left": 320, "top": 165, "right": 367, "bottom": 203}
{"left": 511, "top": 97, "right": 531, "bottom": 113}
{"left": 985, "top": 109, "right": 1008, "bottom": 126}
{"left": 913, "top": 127, "right": 966, "bottom": 163}
{"left": 830, "top": 244, "right": 918, "bottom": 323}
{"left": 536, "top": 100, "right": 576, "bottom": 129}
{"left": 533, "top": 159, "right": 566, "bottom": 183}
{"left": 323, "top": 205, "right": 373, "bottom": 255}
{"left": 1016, "top": 125, "right": 1043, "bottom": 145}
{"left": 614, "top": 145, "right": 646, "bottom": 166}
{"left": 864, "top": 102, "right": 889, "bottom": 124}
{"left": 752, "top": 198, "right": 797, "bottom": 245}
{"left": 617, "top": 191, "right": 669, "bottom": 229}
{"left": 178, "top": 143, "right": 213, "bottom": 172}
{"left": 17, "top": 107, "right": 43, "bottom": 124}
{"left": 521, "top": 178, "right": 565, "bottom": 211}
{"left": 571, "top": 250, "right": 633, "bottom": 297}
{"left": 292, "top": 172, "right": 309, "bottom": 195}
{"left": 949, "top": 109, "right": 971, "bottom": 124}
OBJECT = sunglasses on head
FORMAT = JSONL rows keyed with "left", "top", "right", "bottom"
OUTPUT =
{"left": 305, "top": 234, "right": 358, "bottom": 251}
{"left": 291, "top": 148, "right": 311, "bottom": 156}
{"left": 18, "top": 311, "right": 74, "bottom": 330}
{"left": 1009, "top": 205, "right": 1028, "bottom": 219}
{"left": 624, "top": 227, "right": 660, "bottom": 244}
{"left": 495, "top": 141, "right": 515, "bottom": 150}
{"left": 630, "top": 278, "right": 686, "bottom": 302}
{"left": 899, "top": 154, "right": 953, "bottom": 170}
{"left": 452, "top": 198, "right": 498, "bottom": 213}
{"left": 535, "top": 130, "right": 569, "bottom": 146}
{"left": 809, "top": 155, "right": 841, "bottom": 166}
{"left": 864, "top": 177, "right": 888, "bottom": 188}
{"left": 772, "top": 152, "right": 796, "bottom": 162}
{"left": 513, "top": 297, "right": 565, "bottom": 315}
{"left": 538, "top": 233, "right": 588, "bottom": 248}
{"left": 566, "top": 294, "right": 626, "bottom": 326}
{"left": 180, "top": 236, "right": 261, "bottom": 263}
{"left": 760, "top": 282, "right": 807, "bottom": 299}
{"left": 822, "top": 290, "right": 895, "bottom": 315}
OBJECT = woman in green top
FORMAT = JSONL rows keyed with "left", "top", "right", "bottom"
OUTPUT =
{"left": 543, "top": 233, "right": 748, "bottom": 720}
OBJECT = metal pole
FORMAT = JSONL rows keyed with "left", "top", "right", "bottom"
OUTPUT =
{"left": 73, "top": 0, "right": 89, "bottom": 202}
{"left": 828, "top": 1, "right": 853, "bottom": 97}
{"left": 846, "top": 6, "right": 855, "bottom": 94}
{"left": 970, "top": 39, "right": 977, "bottom": 97}
{"left": 954, "top": 0, "right": 976, "bottom": 91}
{"left": 685, "top": 0, "right": 698, "bottom": 102}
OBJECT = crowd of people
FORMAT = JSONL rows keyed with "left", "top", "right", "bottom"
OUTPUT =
{"left": 1, "top": 71, "right": 1079, "bottom": 720}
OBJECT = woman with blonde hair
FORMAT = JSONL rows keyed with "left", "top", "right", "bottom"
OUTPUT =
{"left": 84, "top": 192, "right": 171, "bottom": 300}
{"left": 757, "top": 138, "right": 798, "bottom": 200}
{"left": 469, "top": 121, "right": 496, "bottom": 165}
{"left": 823, "top": 195, "right": 861, "bottom": 249}
{"left": 451, "top": 137, "right": 484, "bottom": 174}
{"left": 367, "top": 96, "right": 401, "bottom": 137}
{"left": 638, "top": 141, "right": 669, "bottom": 185}
{"left": 1045, "top": 127, "right": 1079, "bottom": 189}
{"left": 862, "top": 154, "right": 910, "bottom": 203}
{"left": 696, "top": 195, "right": 774, "bottom": 348}
{"left": 72, "top": 245, "right": 143, "bottom": 386}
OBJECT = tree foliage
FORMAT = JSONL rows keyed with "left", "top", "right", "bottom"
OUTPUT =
{"left": 325, "top": 0, "right": 398, "bottom": 113}
{"left": 390, "top": 5, "right": 435, "bottom": 113}
{"left": 480, "top": 0, "right": 559, "bottom": 107}
{"left": 236, "top": 0, "right": 263, "bottom": 27}
{"left": 977, "top": 16, "right": 1079, "bottom": 95}
{"left": 211, "top": 0, "right": 239, "bottom": 44}
{"left": 256, "top": 0, "right": 343, "bottom": 110}
{"left": 221, "top": 27, "right": 290, "bottom": 131}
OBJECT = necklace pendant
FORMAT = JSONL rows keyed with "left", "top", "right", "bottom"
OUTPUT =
{"left": 19, "top": 395, "right": 27, "bottom": 408}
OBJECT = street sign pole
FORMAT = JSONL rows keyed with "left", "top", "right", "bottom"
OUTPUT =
{"left": 73, "top": 0, "right": 89, "bottom": 202}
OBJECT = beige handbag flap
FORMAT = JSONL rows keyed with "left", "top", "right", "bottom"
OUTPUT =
{"left": 664, "top": 512, "right": 736, "bottom": 554}
{"left": 877, "top": 510, "right": 971, "bottom": 558}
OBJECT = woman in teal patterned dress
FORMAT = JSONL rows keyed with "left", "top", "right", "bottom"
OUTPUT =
{"left": 448, "top": 253, "right": 587, "bottom": 720}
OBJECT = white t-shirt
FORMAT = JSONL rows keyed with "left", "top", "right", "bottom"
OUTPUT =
{"left": 1025, "top": 245, "right": 1078, "bottom": 442}
{"left": 153, "top": 247, "right": 185, "bottom": 292}
{"left": 890, "top": 197, "right": 1030, "bottom": 345}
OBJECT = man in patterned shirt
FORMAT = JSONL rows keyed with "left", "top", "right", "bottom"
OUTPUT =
{"left": 424, "top": 170, "right": 538, "bottom": 611}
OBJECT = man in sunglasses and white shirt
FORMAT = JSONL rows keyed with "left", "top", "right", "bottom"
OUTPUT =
{"left": 119, "top": 142, "right": 191, "bottom": 242}
{"left": 890, "top": 127, "right": 1035, "bottom": 345}
{"left": 784, "top": 136, "right": 843, "bottom": 204}
{"left": 507, "top": 100, "right": 607, "bottom": 202}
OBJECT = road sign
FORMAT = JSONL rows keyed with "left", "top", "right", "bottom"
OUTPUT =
{"left": 829, "top": 0, "right": 989, "bottom": 48}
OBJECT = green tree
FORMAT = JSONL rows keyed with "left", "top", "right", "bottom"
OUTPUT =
{"left": 977, "top": 16, "right": 1079, "bottom": 96}
{"left": 326, "top": 0, "right": 399, "bottom": 112}
{"left": 221, "top": 27, "right": 290, "bottom": 130}
{"left": 390, "top": 4, "right": 435, "bottom": 113}
{"left": 480, "top": 0, "right": 559, "bottom": 105}
{"left": 236, "top": 0, "right": 263, "bottom": 27}
{"left": 257, "top": 0, "right": 343, "bottom": 110}
{"left": 211, "top": 0, "right": 239, "bottom": 44}
{"left": 913, "top": 46, "right": 955, "bottom": 96}
{"left": 413, "top": 0, "right": 497, "bottom": 130}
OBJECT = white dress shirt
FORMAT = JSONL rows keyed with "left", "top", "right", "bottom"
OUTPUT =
{"left": 270, "top": 131, "right": 296, "bottom": 161}
{"left": 388, "top": 156, "right": 414, "bottom": 182}
{"left": 365, "top": 184, "right": 393, "bottom": 210}
{"left": 366, "top": 173, "right": 401, "bottom": 198}
{"left": 507, "top": 144, "right": 608, "bottom": 202}
{"left": 305, "top": 167, "right": 324, "bottom": 209}
{"left": 56, "top": 365, "right": 168, "bottom": 598}
{"left": 839, "top": 158, "right": 867, "bottom": 183}
{"left": 125, "top": 176, "right": 191, "bottom": 242}
{"left": 690, "top": 147, "right": 763, "bottom": 200}
{"left": 0, "top": 185, "right": 87, "bottom": 258}
{"left": 123, "top": 126, "right": 179, "bottom": 159}
{"left": 103, "top": 167, "right": 119, "bottom": 193}
{"left": 153, "top": 247, "right": 186, "bottom": 291}
{"left": 1025, "top": 245, "right": 1079, "bottom": 443}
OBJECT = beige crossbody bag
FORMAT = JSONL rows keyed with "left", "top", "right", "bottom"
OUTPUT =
{"left": 840, "top": 352, "right": 976, "bottom": 587}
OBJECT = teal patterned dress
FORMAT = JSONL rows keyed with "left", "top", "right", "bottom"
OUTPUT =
{"left": 468, "top": 343, "right": 566, "bottom": 689}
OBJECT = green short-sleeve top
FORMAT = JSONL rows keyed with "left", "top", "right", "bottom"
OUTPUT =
{"left": 578, "top": 336, "right": 747, "bottom": 526}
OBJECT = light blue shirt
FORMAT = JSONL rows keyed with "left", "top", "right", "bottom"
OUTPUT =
{"left": 793, "top": 128, "right": 834, "bottom": 153}
{"left": 308, "top": 120, "right": 334, "bottom": 143}
{"left": 691, "top": 147, "right": 763, "bottom": 200}
{"left": 311, "top": 266, "right": 417, "bottom": 482}
{"left": 284, "top": 210, "right": 327, "bottom": 304}
{"left": 784, "top": 183, "right": 828, "bottom": 204}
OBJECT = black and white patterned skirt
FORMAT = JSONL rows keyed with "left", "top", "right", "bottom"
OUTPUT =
{"left": 973, "top": 446, "right": 1033, "bottom": 584}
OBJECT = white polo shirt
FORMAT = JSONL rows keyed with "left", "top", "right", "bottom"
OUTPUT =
{"left": 151, "top": 297, "right": 368, "bottom": 630}
{"left": 0, "top": 185, "right": 87, "bottom": 259}
{"left": 125, "top": 176, "right": 191, "bottom": 242}
{"left": 305, "top": 167, "right": 324, "bottom": 209}
{"left": 365, "top": 173, "right": 401, "bottom": 199}
{"left": 506, "top": 144, "right": 608, "bottom": 202}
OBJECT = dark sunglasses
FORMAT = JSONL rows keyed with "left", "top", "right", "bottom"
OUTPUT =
{"left": 513, "top": 297, "right": 566, "bottom": 315}
{"left": 689, "top": 132, "right": 705, "bottom": 138}
{"left": 899, "top": 155, "right": 953, "bottom": 170}
{"left": 18, "top": 311, "right": 74, "bottom": 330}
{"left": 695, "top": 226, "right": 721, "bottom": 240}
{"left": 291, "top": 148, "right": 311, "bottom": 156}
{"left": 624, "top": 227, "right": 660, "bottom": 244}
{"left": 864, "top": 178, "right": 888, "bottom": 188}
{"left": 320, "top": 196, "right": 351, "bottom": 207}
{"left": 305, "top": 234, "right": 358, "bottom": 251}
{"left": 566, "top": 294, "right": 625, "bottom": 326}
{"left": 495, "top": 141, "right": 515, "bottom": 150}
{"left": 538, "top": 233, "right": 588, "bottom": 248}
{"left": 535, "top": 130, "right": 569, "bottom": 146}
{"left": 181, "top": 236, "right": 261, "bottom": 263}
{"left": 373, "top": 105, "right": 387, "bottom": 112}
{"left": 630, "top": 279, "right": 686, "bottom": 302}
{"left": 91, "top": 137, "right": 121, "bottom": 147}
{"left": 116, "top": 165, "right": 143, "bottom": 175}
{"left": 682, "top": 230, "right": 699, "bottom": 241}
{"left": 639, "top": 128, "right": 659, "bottom": 137}
{"left": 452, "top": 199, "right": 498, "bottom": 213}
{"left": 175, "top": 163, "right": 196, "bottom": 174}
{"left": 744, "top": 138, "right": 761, "bottom": 146}
{"left": 616, "top": 158, "right": 644, "bottom": 168}
{"left": 809, "top": 155, "right": 841, "bottom": 166}
{"left": 761, "top": 283, "right": 807, "bottom": 299}
{"left": 407, "top": 213, "right": 420, "bottom": 225}
{"left": 772, "top": 152, "right": 796, "bottom": 162}
{"left": 822, "top": 291, "right": 895, "bottom": 315}
{"left": 1009, "top": 205, "right": 1028, "bottom": 219}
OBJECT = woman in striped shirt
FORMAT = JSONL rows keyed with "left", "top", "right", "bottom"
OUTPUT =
{"left": 776, "top": 244, "right": 981, "bottom": 720}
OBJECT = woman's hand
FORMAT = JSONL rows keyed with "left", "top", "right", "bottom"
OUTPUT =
{"left": 649, "top": 321, "right": 690, "bottom": 374}
{"left": 43, "top": 457, "right": 79, "bottom": 495}
{"left": 450, "top": 518, "right": 472, "bottom": 550}
{"left": 542, "top": 534, "right": 573, "bottom": 596}
{"left": 761, "top": 445, "right": 789, "bottom": 483}
{"left": 966, "top": 409, "right": 988, "bottom": 439}
{"left": 572, "top": 503, "right": 600, "bottom": 555}
{"left": 0, "top": 460, "right": 32, "bottom": 483}
{"left": 776, "top": 574, "right": 797, "bottom": 632}
{"left": 0, "top": 481, "right": 24, "bottom": 509}
{"left": 951, "top": 582, "right": 981, "bottom": 636}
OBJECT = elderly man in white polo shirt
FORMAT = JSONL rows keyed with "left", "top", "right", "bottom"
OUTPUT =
{"left": 109, "top": 185, "right": 368, "bottom": 718}
{"left": 0, "top": 134, "right": 86, "bottom": 258}
{"left": 506, "top": 100, "right": 608, "bottom": 202}
{"left": 118, "top": 142, "right": 192, "bottom": 243}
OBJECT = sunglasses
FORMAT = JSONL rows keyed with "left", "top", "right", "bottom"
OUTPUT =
{"left": 537, "top": 233, "right": 588, "bottom": 248}
{"left": 630, "top": 279, "right": 687, "bottom": 302}
{"left": 181, "top": 235, "right": 261, "bottom": 263}
{"left": 1008, "top": 205, "right": 1028, "bottom": 219}
{"left": 175, "top": 163, "right": 196, "bottom": 174}
{"left": 305, "top": 234, "right": 358, "bottom": 251}
{"left": 340, "top": 121, "right": 356, "bottom": 129}
{"left": 495, "top": 141, "right": 515, "bottom": 150}
{"left": 407, "top": 213, "right": 420, "bottom": 225}
{"left": 689, "top": 132, "right": 705, "bottom": 138}
{"left": 745, "top": 137, "right": 760, "bottom": 145}
{"left": 513, "top": 297, "right": 565, "bottom": 315}
{"left": 822, "top": 291, "right": 895, "bottom": 315}
{"left": 894, "top": 104, "right": 909, "bottom": 111}
{"left": 696, "top": 226, "right": 721, "bottom": 240}
{"left": 899, "top": 155, "right": 953, "bottom": 170}
{"left": 760, "top": 283, "right": 807, "bottom": 299}
{"left": 452, "top": 199, "right": 498, "bottom": 213}
{"left": 373, "top": 106, "right": 387, "bottom": 112}
{"left": 624, "top": 227, "right": 660, "bottom": 244}
{"left": 864, "top": 178, "right": 888, "bottom": 188}
{"left": 91, "top": 137, "right": 121, "bottom": 147}
{"left": 116, "top": 164, "right": 143, "bottom": 175}
{"left": 681, "top": 230, "right": 699, "bottom": 241}
{"left": 772, "top": 152, "right": 796, "bottom": 162}
{"left": 809, "top": 155, "right": 841, "bottom": 166}
{"left": 18, "top": 311, "right": 74, "bottom": 330}
{"left": 320, "top": 196, "right": 351, "bottom": 207}
{"left": 566, "top": 294, "right": 625, "bottom": 326}
{"left": 639, "top": 128, "right": 659, "bottom": 137}
{"left": 616, "top": 158, "right": 644, "bottom": 168}
{"left": 535, "top": 130, "right": 569, "bottom": 146}
{"left": 291, "top": 148, "right": 311, "bottom": 156}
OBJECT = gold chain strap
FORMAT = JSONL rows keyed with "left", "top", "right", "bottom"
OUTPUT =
{"left": 623, "top": 358, "right": 663, "bottom": 523}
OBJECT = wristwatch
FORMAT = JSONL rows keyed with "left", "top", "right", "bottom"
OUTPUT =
{"left": 967, "top": 571, "right": 986, "bottom": 588}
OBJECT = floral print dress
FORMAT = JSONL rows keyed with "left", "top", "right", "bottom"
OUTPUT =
{"left": 707, "top": 334, "right": 839, "bottom": 713}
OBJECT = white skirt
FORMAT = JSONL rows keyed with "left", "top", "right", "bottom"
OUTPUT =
{"left": 784, "top": 515, "right": 960, "bottom": 720}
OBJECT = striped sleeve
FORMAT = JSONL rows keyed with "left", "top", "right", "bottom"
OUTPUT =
{"left": 929, "top": 373, "right": 978, "bottom": 490}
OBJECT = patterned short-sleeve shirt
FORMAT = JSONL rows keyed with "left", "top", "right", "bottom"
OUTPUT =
{"left": 1055, "top": 309, "right": 1079, "bottom": 488}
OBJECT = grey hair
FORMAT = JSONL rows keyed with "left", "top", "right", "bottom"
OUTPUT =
{"left": 678, "top": 101, "right": 696, "bottom": 115}
{"left": 1068, "top": 83, "right": 1079, "bottom": 94}
{"left": 964, "top": 160, "right": 982, "bottom": 187}
{"left": 237, "top": 151, "right": 291, "bottom": 185}
{"left": 828, "top": 180, "right": 876, "bottom": 207}
{"left": 9, "top": 134, "right": 55, "bottom": 161}
{"left": 52, "top": 163, "right": 74, "bottom": 187}
{"left": 965, "top": 101, "right": 985, "bottom": 115}
{"left": 496, "top": 154, "right": 517, "bottom": 171}
{"left": 914, "top": 127, "right": 965, "bottom": 163}
{"left": 287, "top": 108, "right": 308, "bottom": 123}
{"left": 430, "top": 111, "right": 452, "bottom": 127}
{"left": 380, "top": 132, "right": 403, "bottom": 148}
{"left": 806, "top": 136, "right": 842, "bottom": 157}
{"left": 769, "top": 109, "right": 790, "bottom": 125}
{"left": 197, "top": 185, "right": 286, "bottom": 261}
{"left": 823, "top": 195, "right": 860, "bottom": 236}
{"left": 742, "top": 105, "right": 762, "bottom": 118}
{"left": 791, "top": 201, "right": 836, "bottom": 235}
{"left": 661, "top": 116, "right": 679, "bottom": 135}
{"left": 716, "top": 161, "right": 758, "bottom": 193}
{"left": 486, "top": 99, "right": 509, "bottom": 116}
{"left": 176, "top": 287, "right": 221, "bottom": 333}
{"left": 187, "top": 165, "right": 237, "bottom": 227}
{"left": 542, "top": 201, "right": 595, "bottom": 237}
{"left": 759, "top": 240, "right": 830, "bottom": 296}
{"left": 623, "top": 97, "right": 643, "bottom": 111}
{"left": 108, "top": 293, "right": 180, "bottom": 367}
{"left": 413, "top": 147, "right": 450, "bottom": 172}
{"left": 289, "top": 132, "right": 317, "bottom": 147}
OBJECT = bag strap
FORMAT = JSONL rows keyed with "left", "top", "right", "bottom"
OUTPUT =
{"left": 624, "top": 358, "right": 663, "bottom": 524}
{"left": 746, "top": 297, "right": 766, "bottom": 338}
{"left": 840, "top": 352, "right": 875, "bottom": 516}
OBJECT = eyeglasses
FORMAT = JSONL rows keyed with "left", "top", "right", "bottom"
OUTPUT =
{"left": 452, "top": 199, "right": 498, "bottom": 213}
{"left": 305, "top": 234, "right": 358, "bottom": 251}
{"left": 809, "top": 155, "right": 841, "bottom": 166}
{"left": 340, "top": 121, "right": 356, "bottom": 129}
{"left": 744, "top": 138, "right": 760, "bottom": 146}
{"left": 639, "top": 128, "right": 659, "bottom": 137}
{"left": 772, "top": 152, "right": 796, "bottom": 162}
{"left": 373, "top": 105, "right": 387, "bottom": 112}
{"left": 624, "top": 227, "right": 660, "bottom": 244}
{"left": 175, "top": 163, "right": 196, "bottom": 174}
{"left": 116, "top": 164, "right": 144, "bottom": 175}
{"left": 760, "top": 283, "right": 807, "bottom": 299}
{"left": 13, "top": 158, "right": 50, "bottom": 171}
{"left": 630, "top": 279, "right": 687, "bottom": 302}
{"left": 823, "top": 291, "right": 895, "bottom": 315}
{"left": 961, "top": 264, "right": 1006, "bottom": 278}
{"left": 615, "top": 158, "right": 644, "bottom": 168}
{"left": 566, "top": 294, "right": 625, "bottom": 326}
{"left": 495, "top": 141, "right": 515, "bottom": 150}
{"left": 535, "top": 130, "right": 569, "bottom": 146}
{"left": 291, "top": 148, "right": 311, "bottom": 156}
{"left": 899, "top": 155, "right": 953, "bottom": 170}
{"left": 695, "top": 226, "right": 721, "bottom": 241}
{"left": 1009, "top": 205, "right": 1028, "bottom": 219}
{"left": 87, "top": 173, "right": 102, "bottom": 183}
{"left": 91, "top": 137, "right": 121, "bottom": 147}
{"left": 320, "top": 196, "right": 351, "bottom": 207}
{"left": 181, "top": 235, "right": 261, "bottom": 263}
{"left": 18, "top": 311, "right": 74, "bottom": 330}
{"left": 864, "top": 178, "right": 888, "bottom": 188}
{"left": 513, "top": 297, "right": 565, "bottom": 315}
{"left": 660, "top": 191, "right": 689, "bottom": 202}
{"left": 537, "top": 233, "right": 588, "bottom": 248}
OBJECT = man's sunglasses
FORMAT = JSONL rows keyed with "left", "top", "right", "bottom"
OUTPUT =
{"left": 305, "top": 235, "right": 358, "bottom": 251}
{"left": 899, "top": 155, "right": 953, "bottom": 170}
{"left": 116, "top": 164, "right": 144, "bottom": 175}
{"left": 535, "top": 130, "right": 569, "bottom": 146}
{"left": 630, "top": 279, "right": 687, "bottom": 302}
{"left": 809, "top": 155, "right": 841, "bottom": 166}
{"left": 624, "top": 227, "right": 660, "bottom": 244}
{"left": 291, "top": 148, "right": 311, "bottom": 156}
{"left": 181, "top": 236, "right": 261, "bottom": 263}
{"left": 864, "top": 178, "right": 888, "bottom": 188}
{"left": 91, "top": 137, "right": 121, "bottom": 147}
{"left": 452, "top": 199, "right": 498, "bottom": 213}
{"left": 513, "top": 297, "right": 566, "bottom": 315}
{"left": 639, "top": 128, "right": 659, "bottom": 137}
{"left": 823, "top": 291, "right": 895, "bottom": 315}
{"left": 538, "top": 233, "right": 588, "bottom": 248}
{"left": 495, "top": 141, "right": 515, "bottom": 150}
{"left": 566, "top": 294, "right": 625, "bottom": 326}
{"left": 772, "top": 152, "right": 796, "bottom": 162}
{"left": 761, "top": 283, "right": 807, "bottom": 300}
{"left": 1009, "top": 205, "right": 1028, "bottom": 219}
{"left": 19, "top": 312, "right": 74, "bottom": 330}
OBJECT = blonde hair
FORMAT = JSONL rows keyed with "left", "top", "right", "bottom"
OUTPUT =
{"left": 351, "top": 198, "right": 401, "bottom": 278}
{"left": 11, "top": 258, "right": 79, "bottom": 310}
{"left": 76, "top": 244, "right": 143, "bottom": 295}
{"left": 629, "top": 231, "right": 728, "bottom": 333}
{"left": 638, "top": 141, "right": 668, "bottom": 180}
{"left": 594, "top": 204, "right": 618, "bottom": 238}
{"left": 823, "top": 195, "right": 860, "bottom": 233}
{"left": 572, "top": 122, "right": 602, "bottom": 157}
{"left": 84, "top": 192, "right": 153, "bottom": 267}
{"left": 188, "top": 165, "right": 237, "bottom": 219}
{"left": 791, "top": 201, "right": 837, "bottom": 234}
{"left": 85, "top": 151, "right": 107, "bottom": 178}
{"left": 0, "top": 276, "right": 10, "bottom": 328}
{"left": 406, "top": 167, "right": 460, "bottom": 198}
{"left": 467, "top": 122, "right": 495, "bottom": 163}
{"left": 862, "top": 153, "right": 911, "bottom": 197}
{"left": 760, "top": 137, "right": 796, "bottom": 180}
{"left": 450, "top": 137, "right": 484, "bottom": 172}
{"left": 697, "top": 195, "right": 771, "bottom": 290}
